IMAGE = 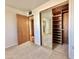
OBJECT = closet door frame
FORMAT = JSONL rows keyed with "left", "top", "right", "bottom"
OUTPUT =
{"left": 40, "top": 3, "right": 69, "bottom": 49}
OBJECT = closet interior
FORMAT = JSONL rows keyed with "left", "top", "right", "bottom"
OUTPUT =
{"left": 52, "top": 4, "right": 68, "bottom": 48}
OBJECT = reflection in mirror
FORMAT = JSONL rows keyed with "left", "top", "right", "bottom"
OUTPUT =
{"left": 40, "top": 8, "right": 53, "bottom": 49}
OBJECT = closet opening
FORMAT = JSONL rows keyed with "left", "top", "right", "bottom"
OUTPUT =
{"left": 52, "top": 4, "right": 69, "bottom": 49}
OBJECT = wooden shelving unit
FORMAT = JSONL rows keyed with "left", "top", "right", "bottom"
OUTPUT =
{"left": 52, "top": 6, "right": 63, "bottom": 44}
{"left": 52, "top": 4, "right": 68, "bottom": 45}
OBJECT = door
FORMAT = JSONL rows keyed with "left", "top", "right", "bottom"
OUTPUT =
{"left": 63, "top": 12, "right": 68, "bottom": 44}
{"left": 17, "top": 14, "right": 29, "bottom": 45}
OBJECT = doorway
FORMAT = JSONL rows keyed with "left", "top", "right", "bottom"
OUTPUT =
{"left": 16, "top": 14, "right": 30, "bottom": 45}
{"left": 29, "top": 15, "right": 34, "bottom": 43}
{"left": 52, "top": 3, "right": 69, "bottom": 58}
{"left": 52, "top": 4, "right": 69, "bottom": 49}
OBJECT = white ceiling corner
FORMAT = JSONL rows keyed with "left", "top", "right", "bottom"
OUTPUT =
{"left": 6, "top": 0, "right": 49, "bottom": 11}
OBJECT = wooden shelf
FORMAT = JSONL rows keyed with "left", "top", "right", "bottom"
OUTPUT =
{"left": 53, "top": 31, "right": 62, "bottom": 33}
{"left": 52, "top": 6, "right": 62, "bottom": 44}
{"left": 53, "top": 33, "right": 62, "bottom": 34}
{"left": 53, "top": 20, "right": 61, "bottom": 21}
{"left": 53, "top": 28, "right": 62, "bottom": 29}
{"left": 53, "top": 15, "right": 61, "bottom": 17}
{"left": 53, "top": 39, "right": 62, "bottom": 43}
{"left": 53, "top": 24, "right": 62, "bottom": 25}
{"left": 52, "top": 4, "right": 68, "bottom": 45}
{"left": 53, "top": 14, "right": 62, "bottom": 44}
{"left": 53, "top": 36, "right": 62, "bottom": 37}
{"left": 53, "top": 38, "right": 62, "bottom": 40}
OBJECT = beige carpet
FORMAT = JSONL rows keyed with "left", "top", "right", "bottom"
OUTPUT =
{"left": 5, "top": 41, "right": 68, "bottom": 59}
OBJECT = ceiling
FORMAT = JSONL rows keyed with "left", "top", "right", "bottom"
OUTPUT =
{"left": 6, "top": 0, "right": 49, "bottom": 11}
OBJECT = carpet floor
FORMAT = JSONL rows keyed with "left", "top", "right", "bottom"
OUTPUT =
{"left": 5, "top": 41, "right": 68, "bottom": 59}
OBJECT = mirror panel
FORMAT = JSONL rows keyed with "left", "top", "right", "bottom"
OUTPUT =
{"left": 40, "top": 9, "right": 53, "bottom": 49}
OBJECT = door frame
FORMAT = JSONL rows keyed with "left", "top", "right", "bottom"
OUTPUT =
{"left": 40, "top": 13, "right": 42, "bottom": 46}
{"left": 29, "top": 15, "right": 35, "bottom": 43}
{"left": 40, "top": 3, "right": 69, "bottom": 48}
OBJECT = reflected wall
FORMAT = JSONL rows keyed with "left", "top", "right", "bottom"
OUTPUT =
{"left": 40, "top": 9, "right": 52, "bottom": 48}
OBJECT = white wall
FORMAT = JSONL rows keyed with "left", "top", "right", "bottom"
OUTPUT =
{"left": 69, "top": 0, "right": 74, "bottom": 59}
{"left": 32, "top": 0, "right": 67, "bottom": 45}
{"left": 5, "top": 6, "right": 27, "bottom": 48}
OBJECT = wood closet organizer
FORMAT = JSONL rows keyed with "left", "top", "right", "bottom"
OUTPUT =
{"left": 52, "top": 4, "right": 68, "bottom": 44}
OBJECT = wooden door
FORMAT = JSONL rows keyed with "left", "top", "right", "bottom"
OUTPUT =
{"left": 63, "top": 12, "right": 68, "bottom": 44}
{"left": 17, "top": 14, "right": 29, "bottom": 45}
